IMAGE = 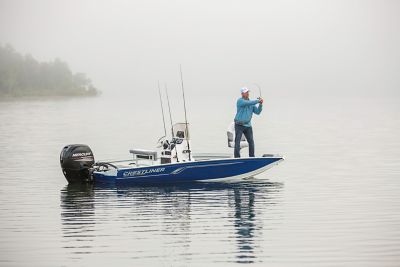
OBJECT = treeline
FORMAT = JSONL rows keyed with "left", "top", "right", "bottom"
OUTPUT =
{"left": 0, "top": 44, "right": 99, "bottom": 97}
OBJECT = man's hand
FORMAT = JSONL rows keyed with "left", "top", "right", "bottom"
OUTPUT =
{"left": 258, "top": 97, "right": 264, "bottom": 105}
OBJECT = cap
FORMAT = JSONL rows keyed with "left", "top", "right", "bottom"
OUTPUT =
{"left": 240, "top": 87, "right": 249, "bottom": 94}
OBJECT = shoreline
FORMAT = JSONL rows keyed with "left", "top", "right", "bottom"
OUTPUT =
{"left": 0, "top": 93, "right": 100, "bottom": 102}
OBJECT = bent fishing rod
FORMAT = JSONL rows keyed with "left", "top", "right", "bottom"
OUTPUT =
{"left": 253, "top": 83, "right": 262, "bottom": 99}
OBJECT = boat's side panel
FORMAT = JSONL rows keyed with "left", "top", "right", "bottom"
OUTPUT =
{"left": 93, "top": 157, "right": 282, "bottom": 184}
{"left": 198, "top": 158, "right": 283, "bottom": 182}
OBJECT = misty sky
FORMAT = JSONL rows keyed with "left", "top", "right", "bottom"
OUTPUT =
{"left": 0, "top": 0, "right": 399, "bottom": 99}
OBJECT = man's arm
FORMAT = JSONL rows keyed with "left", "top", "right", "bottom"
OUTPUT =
{"left": 253, "top": 98, "right": 263, "bottom": 114}
{"left": 253, "top": 103, "right": 263, "bottom": 115}
{"left": 237, "top": 98, "right": 260, "bottom": 107}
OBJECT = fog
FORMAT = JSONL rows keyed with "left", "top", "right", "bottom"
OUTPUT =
{"left": 1, "top": 2, "right": 400, "bottom": 265}
{"left": 1, "top": 0, "right": 399, "bottom": 99}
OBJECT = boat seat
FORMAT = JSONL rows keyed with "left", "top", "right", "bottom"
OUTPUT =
{"left": 227, "top": 122, "right": 248, "bottom": 149}
{"left": 129, "top": 149, "right": 158, "bottom": 160}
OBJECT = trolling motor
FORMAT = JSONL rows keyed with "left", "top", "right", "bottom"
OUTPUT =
{"left": 60, "top": 144, "right": 95, "bottom": 183}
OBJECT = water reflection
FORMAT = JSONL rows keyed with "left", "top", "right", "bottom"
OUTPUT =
{"left": 60, "top": 180, "right": 283, "bottom": 263}
{"left": 233, "top": 186, "right": 256, "bottom": 263}
{"left": 60, "top": 183, "right": 96, "bottom": 254}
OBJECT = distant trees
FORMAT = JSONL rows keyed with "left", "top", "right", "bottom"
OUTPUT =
{"left": 0, "top": 44, "right": 99, "bottom": 97}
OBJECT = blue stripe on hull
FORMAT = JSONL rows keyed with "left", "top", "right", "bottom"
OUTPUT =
{"left": 93, "top": 157, "right": 282, "bottom": 184}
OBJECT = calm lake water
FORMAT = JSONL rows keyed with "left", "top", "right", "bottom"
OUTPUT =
{"left": 0, "top": 94, "right": 399, "bottom": 266}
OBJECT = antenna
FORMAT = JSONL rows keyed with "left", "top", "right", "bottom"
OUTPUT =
{"left": 157, "top": 81, "right": 167, "bottom": 138}
{"left": 179, "top": 65, "right": 191, "bottom": 161}
{"left": 165, "top": 84, "right": 179, "bottom": 162}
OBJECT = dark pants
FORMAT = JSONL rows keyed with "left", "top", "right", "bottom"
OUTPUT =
{"left": 234, "top": 124, "right": 255, "bottom": 158}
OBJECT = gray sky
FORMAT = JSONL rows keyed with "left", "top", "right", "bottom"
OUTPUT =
{"left": 0, "top": 0, "right": 399, "bottom": 99}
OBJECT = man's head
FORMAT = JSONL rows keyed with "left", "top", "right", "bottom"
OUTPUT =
{"left": 240, "top": 87, "right": 250, "bottom": 99}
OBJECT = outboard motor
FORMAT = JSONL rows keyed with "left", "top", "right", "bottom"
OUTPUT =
{"left": 60, "top": 144, "right": 95, "bottom": 183}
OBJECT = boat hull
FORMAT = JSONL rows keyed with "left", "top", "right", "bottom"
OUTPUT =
{"left": 93, "top": 157, "right": 283, "bottom": 184}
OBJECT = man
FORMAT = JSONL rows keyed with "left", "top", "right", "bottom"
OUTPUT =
{"left": 234, "top": 87, "right": 263, "bottom": 158}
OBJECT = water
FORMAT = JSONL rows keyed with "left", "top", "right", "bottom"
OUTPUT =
{"left": 0, "top": 95, "right": 399, "bottom": 266}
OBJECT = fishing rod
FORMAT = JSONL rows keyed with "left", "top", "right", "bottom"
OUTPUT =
{"left": 157, "top": 81, "right": 167, "bottom": 138}
{"left": 179, "top": 65, "right": 191, "bottom": 161}
{"left": 253, "top": 83, "right": 262, "bottom": 99}
{"left": 165, "top": 84, "right": 179, "bottom": 162}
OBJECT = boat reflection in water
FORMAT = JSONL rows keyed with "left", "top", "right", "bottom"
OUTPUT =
{"left": 60, "top": 179, "right": 283, "bottom": 265}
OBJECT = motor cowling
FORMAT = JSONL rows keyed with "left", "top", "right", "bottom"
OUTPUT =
{"left": 60, "top": 144, "right": 95, "bottom": 183}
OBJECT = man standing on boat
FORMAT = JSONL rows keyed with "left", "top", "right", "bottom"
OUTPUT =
{"left": 234, "top": 87, "right": 263, "bottom": 158}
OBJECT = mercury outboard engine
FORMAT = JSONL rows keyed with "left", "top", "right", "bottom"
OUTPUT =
{"left": 60, "top": 144, "right": 95, "bottom": 183}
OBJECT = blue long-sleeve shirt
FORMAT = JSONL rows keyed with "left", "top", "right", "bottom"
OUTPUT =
{"left": 234, "top": 98, "right": 263, "bottom": 127}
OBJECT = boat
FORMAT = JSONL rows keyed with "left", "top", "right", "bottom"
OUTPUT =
{"left": 60, "top": 122, "right": 283, "bottom": 184}
{"left": 59, "top": 74, "right": 283, "bottom": 185}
